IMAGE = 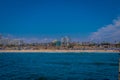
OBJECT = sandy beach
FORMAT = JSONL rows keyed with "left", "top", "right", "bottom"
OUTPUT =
{"left": 0, "top": 49, "right": 119, "bottom": 53}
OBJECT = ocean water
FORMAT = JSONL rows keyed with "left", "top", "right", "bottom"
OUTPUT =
{"left": 0, "top": 52, "right": 119, "bottom": 80}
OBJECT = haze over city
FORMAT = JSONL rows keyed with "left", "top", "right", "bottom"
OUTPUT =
{"left": 0, "top": 0, "right": 120, "bottom": 42}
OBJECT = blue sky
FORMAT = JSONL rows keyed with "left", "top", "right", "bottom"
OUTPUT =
{"left": 0, "top": 0, "right": 120, "bottom": 42}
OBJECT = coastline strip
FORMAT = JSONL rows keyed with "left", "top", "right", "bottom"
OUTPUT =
{"left": 0, "top": 50, "right": 119, "bottom": 53}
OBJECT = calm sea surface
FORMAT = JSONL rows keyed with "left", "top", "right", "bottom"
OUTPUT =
{"left": 0, "top": 52, "right": 119, "bottom": 80}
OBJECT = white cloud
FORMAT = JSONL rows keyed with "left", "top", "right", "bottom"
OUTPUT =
{"left": 90, "top": 17, "right": 120, "bottom": 42}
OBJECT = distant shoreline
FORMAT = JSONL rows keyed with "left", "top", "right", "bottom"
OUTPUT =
{"left": 0, "top": 50, "right": 119, "bottom": 53}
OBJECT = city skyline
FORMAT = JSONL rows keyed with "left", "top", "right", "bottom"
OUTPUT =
{"left": 0, "top": 0, "right": 120, "bottom": 42}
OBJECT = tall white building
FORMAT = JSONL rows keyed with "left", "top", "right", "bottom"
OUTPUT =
{"left": 61, "top": 36, "right": 71, "bottom": 46}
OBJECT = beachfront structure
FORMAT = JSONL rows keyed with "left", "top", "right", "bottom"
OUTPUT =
{"left": 52, "top": 40, "right": 61, "bottom": 47}
{"left": 61, "top": 36, "right": 70, "bottom": 46}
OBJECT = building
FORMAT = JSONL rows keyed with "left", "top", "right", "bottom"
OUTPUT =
{"left": 0, "top": 38, "right": 10, "bottom": 45}
{"left": 0, "top": 34, "right": 2, "bottom": 39}
{"left": 52, "top": 39, "right": 61, "bottom": 47}
{"left": 61, "top": 36, "right": 70, "bottom": 46}
{"left": 9, "top": 39, "right": 24, "bottom": 46}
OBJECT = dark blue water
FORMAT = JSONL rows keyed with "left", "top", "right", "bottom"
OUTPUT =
{"left": 0, "top": 52, "right": 119, "bottom": 80}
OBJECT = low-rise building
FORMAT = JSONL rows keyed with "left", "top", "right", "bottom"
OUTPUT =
{"left": 9, "top": 39, "right": 24, "bottom": 46}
